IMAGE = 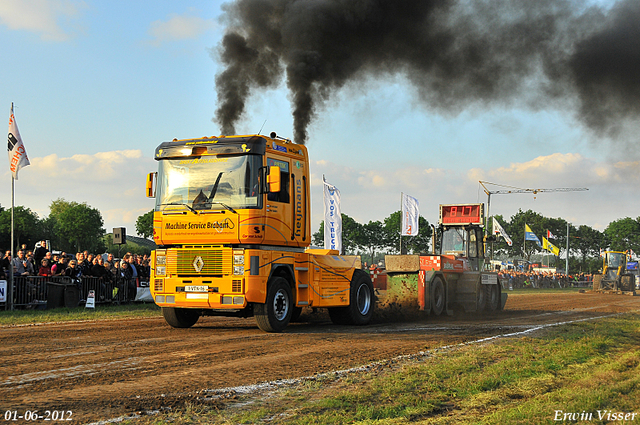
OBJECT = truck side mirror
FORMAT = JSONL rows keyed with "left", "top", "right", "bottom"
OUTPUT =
{"left": 267, "top": 166, "right": 281, "bottom": 193}
{"left": 146, "top": 172, "right": 157, "bottom": 198}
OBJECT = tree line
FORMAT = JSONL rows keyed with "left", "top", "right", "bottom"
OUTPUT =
{"left": 314, "top": 208, "right": 640, "bottom": 273}
{"left": 5, "top": 202, "right": 639, "bottom": 274}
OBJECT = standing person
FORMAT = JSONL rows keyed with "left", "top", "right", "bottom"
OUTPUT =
{"left": 33, "top": 240, "right": 48, "bottom": 267}
{"left": 51, "top": 256, "right": 66, "bottom": 276}
{"left": 77, "top": 253, "right": 90, "bottom": 276}
{"left": 26, "top": 251, "right": 36, "bottom": 275}
{"left": 1, "top": 250, "right": 11, "bottom": 274}
{"left": 44, "top": 252, "right": 54, "bottom": 267}
{"left": 12, "top": 251, "right": 32, "bottom": 276}
{"left": 120, "top": 260, "right": 136, "bottom": 301}
{"left": 38, "top": 259, "right": 52, "bottom": 277}
{"left": 104, "top": 253, "right": 115, "bottom": 269}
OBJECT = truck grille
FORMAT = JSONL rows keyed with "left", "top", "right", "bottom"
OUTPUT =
{"left": 167, "top": 247, "right": 232, "bottom": 276}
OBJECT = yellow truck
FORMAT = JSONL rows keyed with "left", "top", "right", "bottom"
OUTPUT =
{"left": 592, "top": 250, "right": 635, "bottom": 293}
{"left": 146, "top": 132, "right": 373, "bottom": 332}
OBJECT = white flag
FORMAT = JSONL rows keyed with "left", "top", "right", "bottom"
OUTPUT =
{"left": 493, "top": 217, "right": 513, "bottom": 246}
{"left": 7, "top": 104, "right": 30, "bottom": 180}
{"left": 401, "top": 193, "right": 419, "bottom": 236}
{"left": 323, "top": 176, "right": 342, "bottom": 252}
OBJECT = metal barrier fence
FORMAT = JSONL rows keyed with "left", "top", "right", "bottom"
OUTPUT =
{"left": 1, "top": 275, "right": 144, "bottom": 309}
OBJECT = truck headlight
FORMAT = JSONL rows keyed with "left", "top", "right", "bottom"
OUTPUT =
{"left": 156, "top": 265, "right": 166, "bottom": 276}
{"left": 233, "top": 254, "right": 244, "bottom": 265}
{"left": 233, "top": 265, "right": 244, "bottom": 275}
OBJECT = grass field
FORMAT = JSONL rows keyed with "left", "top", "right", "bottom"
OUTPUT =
{"left": 118, "top": 312, "right": 640, "bottom": 424}
{"left": 0, "top": 302, "right": 161, "bottom": 326}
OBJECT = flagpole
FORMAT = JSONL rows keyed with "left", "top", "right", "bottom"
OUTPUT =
{"left": 566, "top": 222, "right": 570, "bottom": 275}
{"left": 9, "top": 176, "right": 14, "bottom": 311}
{"left": 399, "top": 192, "right": 403, "bottom": 255}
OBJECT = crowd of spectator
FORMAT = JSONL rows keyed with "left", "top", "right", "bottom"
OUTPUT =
{"left": 1, "top": 240, "right": 151, "bottom": 305}
{"left": 0, "top": 240, "right": 150, "bottom": 281}
{"left": 497, "top": 269, "right": 593, "bottom": 289}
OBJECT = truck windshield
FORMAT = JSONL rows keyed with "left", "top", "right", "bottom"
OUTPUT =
{"left": 155, "top": 154, "right": 262, "bottom": 212}
{"left": 441, "top": 228, "right": 467, "bottom": 256}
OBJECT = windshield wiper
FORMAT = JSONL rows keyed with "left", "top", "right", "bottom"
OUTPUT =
{"left": 160, "top": 202, "right": 198, "bottom": 214}
{"left": 204, "top": 201, "right": 237, "bottom": 214}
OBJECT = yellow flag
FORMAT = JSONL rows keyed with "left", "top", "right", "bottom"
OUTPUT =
{"left": 542, "top": 237, "right": 560, "bottom": 256}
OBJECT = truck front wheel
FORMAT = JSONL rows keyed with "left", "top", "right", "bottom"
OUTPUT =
{"left": 162, "top": 307, "right": 200, "bottom": 328}
{"left": 254, "top": 277, "right": 293, "bottom": 332}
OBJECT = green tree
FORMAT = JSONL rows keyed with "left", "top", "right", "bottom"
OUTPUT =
{"left": 49, "top": 199, "right": 106, "bottom": 253}
{"left": 359, "top": 220, "right": 385, "bottom": 264}
{"left": 136, "top": 210, "right": 154, "bottom": 239}
{"left": 382, "top": 210, "right": 432, "bottom": 254}
{"left": 604, "top": 217, "right": 640, "bottom": 252}
{"left": 0, "top": 206, "right": 41, "bottom": 251}
{"left": 505, "top": 209, "right": 546, "bottom": 262}
{"left": 573, "top": 225, "right": 604, "bottom": 272}
{"left": 311, "top": 214, "right": 362, "bottom": 254}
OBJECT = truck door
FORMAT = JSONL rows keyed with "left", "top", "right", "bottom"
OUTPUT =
{"left": 264, "top": 157, "right": 293, "bottom": 246}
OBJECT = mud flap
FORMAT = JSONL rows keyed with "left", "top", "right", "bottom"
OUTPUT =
{"left": 418, "top": 270, "right": 431, "bottom": 314}
{"left": 500, "top": 292, "right": 508, "bottom": 310}
{"left": 418, "top": 271, "right": 452, "bottom": 316}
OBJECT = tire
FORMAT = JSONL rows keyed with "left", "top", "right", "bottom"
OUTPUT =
{"left": 254, "top": 277, "right": 293, "bottom": 332}
{"left": 431, "top": 277, "right": 445, "bottom": 316}
{"left": 476, "top": 282, "right": 487, "bottom": 313}
{"left": 162, "top": 307, "right": 200, "bottom": 328}
{"left": 593, "top": 274, "right": 602, "bottom": 291}
{"left": 486, "top": 284, "right": 500, "bottom": 312}
{"left": 329, "top": 270, "right": 374, "bottom": 326}
{"left": 621, "top": 275, "right": 633, "bottom": 291}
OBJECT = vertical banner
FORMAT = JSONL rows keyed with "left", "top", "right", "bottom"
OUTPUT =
{"left": 323, "top": 176, "right": 342, "bottom": 252}
{"left": 7, "top": 104, "right": 30, "bottom": 180}
{"left": 401, "top": 193, "right": 419, "bottom": 236}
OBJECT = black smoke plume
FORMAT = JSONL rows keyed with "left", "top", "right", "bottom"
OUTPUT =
{"left": 213, "top": 0, "right": 640, "bottom": 144}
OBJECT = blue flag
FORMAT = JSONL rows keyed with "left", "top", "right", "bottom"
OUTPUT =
{"left": 525, "top": 224, "right": 542, "bottom": 247}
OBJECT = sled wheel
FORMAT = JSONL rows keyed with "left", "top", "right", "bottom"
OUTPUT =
{"left": 329, "top": 270, "right": 374, "bottom": 325}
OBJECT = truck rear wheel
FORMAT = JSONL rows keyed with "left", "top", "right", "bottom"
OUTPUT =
{"left": 431, "top": 277, "right": 445, "bottom": 316}
{"left": 621, "top": 275, "right": 634, "bottom": 291}
{"left": 329, "top": 270, "right": 374, "bottom": 326}
{"left": 162, "top": 307, "right": 200, "bottom": 328}
{"left": 254, "top": 277, "right": 293, "bottom": 333}
{"left": 476, "top": 283, "right": 487, "bottom": 313}
{"left": 486, "top": 284, "right": 500, "bottom": 312}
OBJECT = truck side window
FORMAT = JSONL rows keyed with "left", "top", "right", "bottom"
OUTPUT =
{"left": 267, "top": 158, "right": 290, "bottom": 203}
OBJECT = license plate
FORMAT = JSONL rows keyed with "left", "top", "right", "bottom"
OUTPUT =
{"left": 185, "top": 285, "right": 208, "bottom": 292}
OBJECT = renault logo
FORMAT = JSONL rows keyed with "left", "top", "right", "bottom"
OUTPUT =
{"left": 193, "top": 256, "right": 204, "bottom": 272}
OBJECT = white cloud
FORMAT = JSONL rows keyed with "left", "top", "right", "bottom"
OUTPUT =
{"left": 147, "top": 11, "right": 216, "bottom": 45}
{"left": 311, "top": 153, "right": 640, "bottom": 233}
{"left": 0, "top": 0, "right": 85, "bottom": 41}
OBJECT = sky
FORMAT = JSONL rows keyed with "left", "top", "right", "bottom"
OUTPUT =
{"left": 1, "top": 0, "right": 639, "bottom": 249}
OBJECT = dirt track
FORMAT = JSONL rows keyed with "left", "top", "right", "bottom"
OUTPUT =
{"left": 1, "top": 291, "right": 639, "bottom": 424}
